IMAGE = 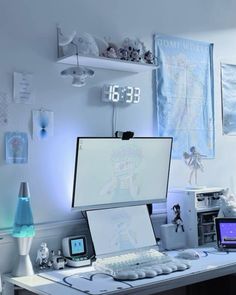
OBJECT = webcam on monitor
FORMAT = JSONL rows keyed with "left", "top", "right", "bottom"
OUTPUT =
{"left": 115, "top": 130, "right": 134, "bottom": 140}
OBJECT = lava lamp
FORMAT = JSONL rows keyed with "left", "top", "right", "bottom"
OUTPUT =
{"left": 12, "top": 182, "right": 35, "bottom": 276}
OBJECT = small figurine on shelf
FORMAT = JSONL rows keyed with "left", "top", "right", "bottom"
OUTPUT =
{"left": 172, "top": 204, "right": 184, "bottom": 232}
{"left": 51, "top": 250, "right": 67, "bottom": 270}
{"left": 183, "top": 146, "right": 206, "bottom": 187}
{"left": 102, "top": 46, "right": 118, "bottom": 59}
{"left": 118, "top": 48, "right": 129, "bottom": 61}
{"left": 36, "top": 242, "right": 50, "bottom": 269}
{"left": 130, "top": 48, "right": 142, "bottom": 62}
{"left": 119, "top": 38, "right": 143, "bottom": 62}
{"left": 143, "top": 50, "right": 156, "bottom": 64}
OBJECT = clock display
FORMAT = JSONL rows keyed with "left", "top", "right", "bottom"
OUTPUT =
{"left": 102, "top": 84, "right": 141, "bottom": 103}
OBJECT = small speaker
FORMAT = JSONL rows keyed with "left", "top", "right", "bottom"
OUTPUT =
{"left": 160, "top": 224, "right": 186, "bottom": 250}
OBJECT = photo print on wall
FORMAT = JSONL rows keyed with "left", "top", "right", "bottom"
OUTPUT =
{"left": 5, "top": 132, "right": 28, "bottom": 164}
{"left": 32, "top": 109, "right": 54, "bottom": 140}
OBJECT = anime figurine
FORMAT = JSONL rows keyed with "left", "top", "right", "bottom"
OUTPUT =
{"left": 36, "top": 242, "right": 50, "bottom": 269}
{"left": 183, "top": 146, "right": 206, "bottom": 186}
{"left": 51, "top": 250, "right": 67, "bottom": 270}
{"left": 172, "top": 204, "right": 184, "bottom": 232}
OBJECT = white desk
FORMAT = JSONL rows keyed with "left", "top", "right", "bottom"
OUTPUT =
{"left": 2, "top": 248, "right": 236, "bottom": 295}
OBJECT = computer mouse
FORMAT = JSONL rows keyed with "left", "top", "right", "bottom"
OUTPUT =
{"left": 177, "top": 249, "right": 200, "bottom": 260}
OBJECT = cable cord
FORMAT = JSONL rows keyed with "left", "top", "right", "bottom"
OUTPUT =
{"left": 62, "top": 272, "right": 133, "bottom": 294}
{"left": 112, "top": 103, "right": 117, "bottom": 137}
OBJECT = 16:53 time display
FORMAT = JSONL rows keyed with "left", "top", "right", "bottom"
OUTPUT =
{"left": 102, "top": 84, "right": 141, "bottom": 103}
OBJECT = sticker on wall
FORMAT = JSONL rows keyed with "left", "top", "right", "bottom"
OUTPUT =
{"left": 0, "top": 92, "right": 8, "bottom": 126}
{"left": 13, "top": 72, "right": 34, "bottom": 104}
{"left": 5, "top": 132, "right": 28, "bottom": 164}
{"left": 32, "top": 109, "right": 54, "bottom": 140}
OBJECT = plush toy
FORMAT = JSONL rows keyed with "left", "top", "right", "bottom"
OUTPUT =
{"left": 143, "top": 50, "right": 155, "bottom": 64}
{"left": 218, "top": 189, "right": 236, "bottom": 217}
{"left": 102, "top": 46, "right": 118, "bottom": 58}
{"left": 118, "top": 48, "right": 129, "bottom": 60}
{"left": 130, "top": 48, "right": 141, "bottom": 62}
{"left": 73, "top": 32, "right": 99, "bottom": 56}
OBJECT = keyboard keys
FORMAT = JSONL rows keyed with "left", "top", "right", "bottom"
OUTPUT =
{"left": 95, "top": 248, "right": 191, "bottom": 280}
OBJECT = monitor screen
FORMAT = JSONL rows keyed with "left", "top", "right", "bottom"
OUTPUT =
{"left": 87, "top": 205, "right": 157, "bottom": 256}
{"left": 70, "top": 237, "right": 86, "bottom": 256}
{"left": 72, "top": 137, "right": 172, "bottom": 210}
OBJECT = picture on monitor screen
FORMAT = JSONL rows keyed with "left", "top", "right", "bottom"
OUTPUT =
{"left": 72, "top": 137, "right": 172, "bottom": 210}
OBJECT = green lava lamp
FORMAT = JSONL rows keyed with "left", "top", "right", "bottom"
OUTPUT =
{"left": 12, "top": 182, "right": 35, "bottom": 276}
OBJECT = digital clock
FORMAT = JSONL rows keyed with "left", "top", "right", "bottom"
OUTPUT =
{"left": 102, "top": 84, "right": 141, "bottom": 103}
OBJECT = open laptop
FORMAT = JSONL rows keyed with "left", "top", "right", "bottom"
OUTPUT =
{"left": 215, "top": 217, "right": 236, "bottom": 251}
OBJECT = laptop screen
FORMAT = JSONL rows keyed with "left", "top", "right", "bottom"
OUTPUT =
{"left": 215, "top": 218, "right": 236, "bottom": 249}
{"left": 87, "top": 205, "right": 157, "bottom": 256}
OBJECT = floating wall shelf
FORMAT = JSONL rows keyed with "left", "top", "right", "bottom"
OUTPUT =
{"left": 57, "top": 54, "right": 158, "bottom": 73}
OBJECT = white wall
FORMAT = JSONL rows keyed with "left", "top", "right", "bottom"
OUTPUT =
{"left": 0, "top": 0, "right": 236, "bottom": 229}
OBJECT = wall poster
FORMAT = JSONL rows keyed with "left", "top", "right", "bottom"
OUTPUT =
{"left": 221, "top": 63, "right": 236, "bottom": 135}
{"left": 154, "top": 34, "right": 215, "bottom": 159}
{"left": 32, "top": 109, "right": 54, "bottom": 140}
{"left": 5, "top": 132, "right": 28, "bottom": 164}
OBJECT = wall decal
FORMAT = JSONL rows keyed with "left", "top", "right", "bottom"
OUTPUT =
{"left": 32, "top": 109, "right": 54, "bottom": 140}
{"left": 5, "top": 132, "right": 28, "bottom": 164}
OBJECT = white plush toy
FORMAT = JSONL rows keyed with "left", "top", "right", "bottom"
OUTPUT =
{"left": 218, "top": 189, "right": 236, "bottom": 217}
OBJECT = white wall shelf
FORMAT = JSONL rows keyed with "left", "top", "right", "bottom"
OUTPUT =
{"left": 57, "top": 54, "right": 158, "bottom": 73}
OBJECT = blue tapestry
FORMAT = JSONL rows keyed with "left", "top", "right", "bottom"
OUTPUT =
{"left": 154, "top": 34, "right": 215, "bottom": 159}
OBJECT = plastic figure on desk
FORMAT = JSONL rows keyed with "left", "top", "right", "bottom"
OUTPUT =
{"left": 36, "top": 242, "right": 50, "bottom": 269}
{"left": 172, "top": 204, "right": 184, "bottom": 232}
{"left": 183, "top": 146, "right": 206, "bottom": 186}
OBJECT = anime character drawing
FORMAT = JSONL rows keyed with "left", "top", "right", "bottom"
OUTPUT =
{"left": 110, "top": 211, "right": 137, "bottom": 251}
{"left": 99, "top": 145, "right": 142, "bottom": 202}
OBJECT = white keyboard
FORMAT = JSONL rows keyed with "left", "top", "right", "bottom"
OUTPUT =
{"left": 95, "top": 248, "right": 191, "bottom": 280}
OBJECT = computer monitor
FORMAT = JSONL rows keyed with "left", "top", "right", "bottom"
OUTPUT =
{"left": 72, "top": 137, "right": 172, "bottom": 210}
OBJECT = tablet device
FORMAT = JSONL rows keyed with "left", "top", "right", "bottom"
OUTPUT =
{"left": 87, "top": 205, "right": 157, "bottom": 256}
{"left": 215, "top": 217, "right": 236, "bottom": 251}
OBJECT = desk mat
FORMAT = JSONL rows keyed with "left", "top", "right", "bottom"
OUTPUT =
{"left": 38, "top": 267, "right": 131, "bottom": 295}
{"left": 38, "top": 248, "right": 236, "bottom": 295}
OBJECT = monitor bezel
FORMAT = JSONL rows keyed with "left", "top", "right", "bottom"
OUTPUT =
{"left": 72, "top": 137, "right": 173, "bottom": 211}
